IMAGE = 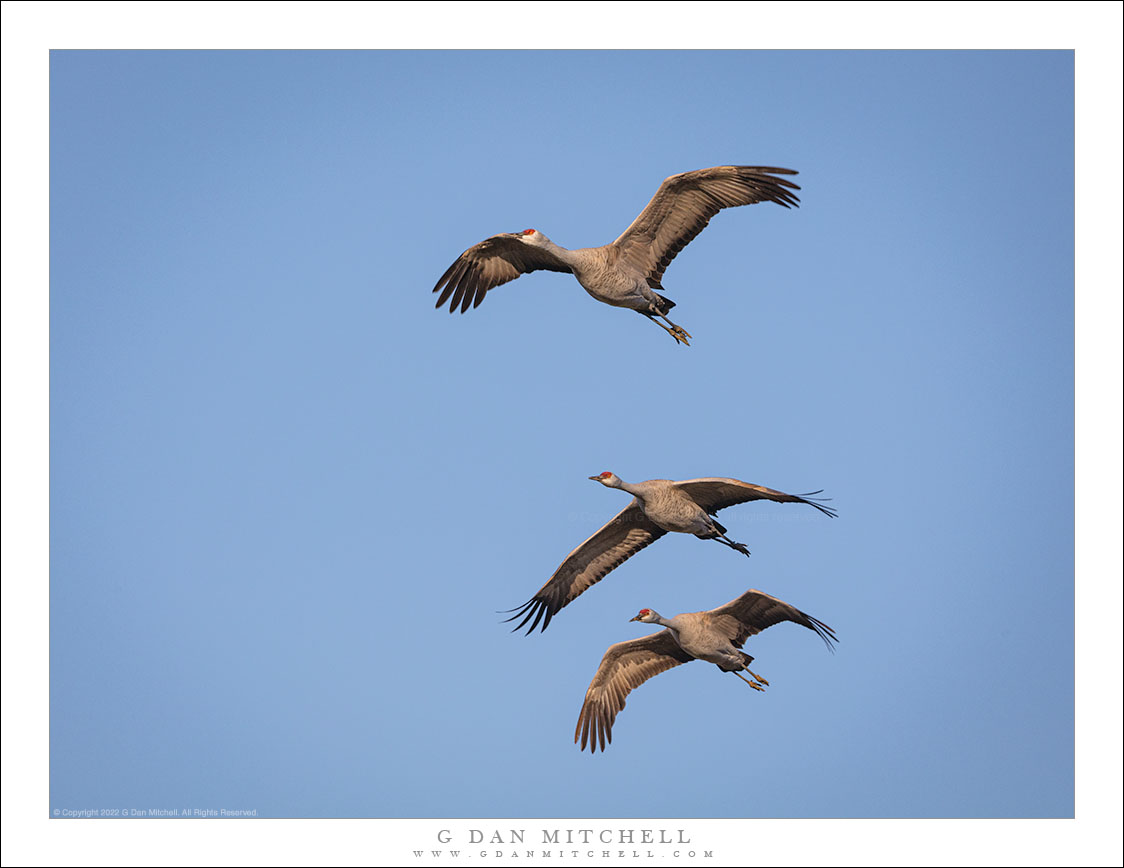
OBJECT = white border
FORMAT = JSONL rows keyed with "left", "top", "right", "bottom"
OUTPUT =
{"left": 3, "top": 3, "right": 1120, "bottom": 866}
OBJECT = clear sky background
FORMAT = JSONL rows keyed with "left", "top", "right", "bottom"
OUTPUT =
{"left": 5, "top": 3, "right": 1123, "bottom": 866}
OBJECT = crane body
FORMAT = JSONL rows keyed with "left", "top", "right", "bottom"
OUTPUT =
{"left": 432, "top": 165, "right": 800, "bottom": 345}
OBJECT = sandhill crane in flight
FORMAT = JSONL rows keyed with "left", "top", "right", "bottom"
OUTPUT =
{"left": 575, "top": 589, "right": 836, "bottom": 753}
{"left": 431, "top": 165, "right": 800, "bottom": 345}
{"left": 505, "top": 473, "right": 836, "bottom": 634}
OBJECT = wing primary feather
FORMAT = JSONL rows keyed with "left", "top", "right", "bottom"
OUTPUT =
{"left": 433, "top": 259, "right": 469, "bottom": 309}
{"left": 806, "top": 615, "right": 838, "bottom": 651}
{"left": 448, "top": 268, "right": 472, "bottom": 313}
{"left": 458, "top": 271, "right": 479, "bottom": 313}
{"left": 471, "top": 280, "right": 489, "bottom": 308}
{"left": 791, "top": 490, "right": 838, "bottom": 518}
{"left": 501, "top": 598, "right": 549, "bottom": 635}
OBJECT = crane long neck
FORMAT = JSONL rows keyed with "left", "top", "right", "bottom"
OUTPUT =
{"left": 540, "top": 238, "right": 581, "bottom": 269}
{"left": 616, "top": 478, "right": 643, "bottom": 497}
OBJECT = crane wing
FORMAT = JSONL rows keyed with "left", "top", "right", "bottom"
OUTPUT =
{"left": 708, "top": 589, "right": 838, "bottom": 650}
{"left": 432, "top": 233, "right": 573, "bottom": 313}
{"left": 673, "top": 477, "right": 837, "bottom": 518}
{"left": 575, "top": 631, "right": 694, "bottom": 753}
{"left": 610, "top": 166, "right": 800, "bottom": 285}
{"left": 504, "top": 501, "right": 667, "bottom": 635}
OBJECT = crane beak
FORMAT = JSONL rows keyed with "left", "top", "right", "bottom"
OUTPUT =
{"left": 588, "top": 475, "right": 602, "bottom": 482}
{"left": 629, "top": 615, "right": 641, "bottom": 622}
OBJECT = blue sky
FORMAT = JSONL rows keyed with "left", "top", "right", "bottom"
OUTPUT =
{"left": 4, "top": 4, "right": 1123, "bottom": 866}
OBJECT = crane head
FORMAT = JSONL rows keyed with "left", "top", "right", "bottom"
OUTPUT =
{"left": 588, "top": 471, "right": 620, "bottom": 487}
{"left": 630, "top": 608, "right": 661, "bottom": 623}
{"left": 514, "top": 228, "right": 550, "bottom": 246}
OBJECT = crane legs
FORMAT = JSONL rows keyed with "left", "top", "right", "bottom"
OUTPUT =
{"left": 640, "top": 312, "right": 692, "bottom": 346}
{"left": 713, "top": 534, "right": 751, "bottom": 557}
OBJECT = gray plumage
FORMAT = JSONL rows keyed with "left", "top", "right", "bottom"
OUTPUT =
{"left": 432, "top": 166, "right": 800, "bottom": 345}
{"left": 505, "top": 473, "right": 836, "bottom": 634}
{"left": 575, "top": 589, "right": 837, "bottom": 753}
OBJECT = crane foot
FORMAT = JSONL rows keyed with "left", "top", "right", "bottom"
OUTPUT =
{"left": 746, "top": 669, "right": 770, "bottom": 687}
{"left": 734, "top": 671, "right": 767, "bottom": 691}
{"left": 717, "top": 535, "right": 751, "bottom": 557}
{"left": 666, "top": 327, "right": 690, "bottom": 347}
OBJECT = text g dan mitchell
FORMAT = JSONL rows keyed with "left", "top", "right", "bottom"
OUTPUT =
{"left": 437, "top": 830, "right": 692, "bottom": 845}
